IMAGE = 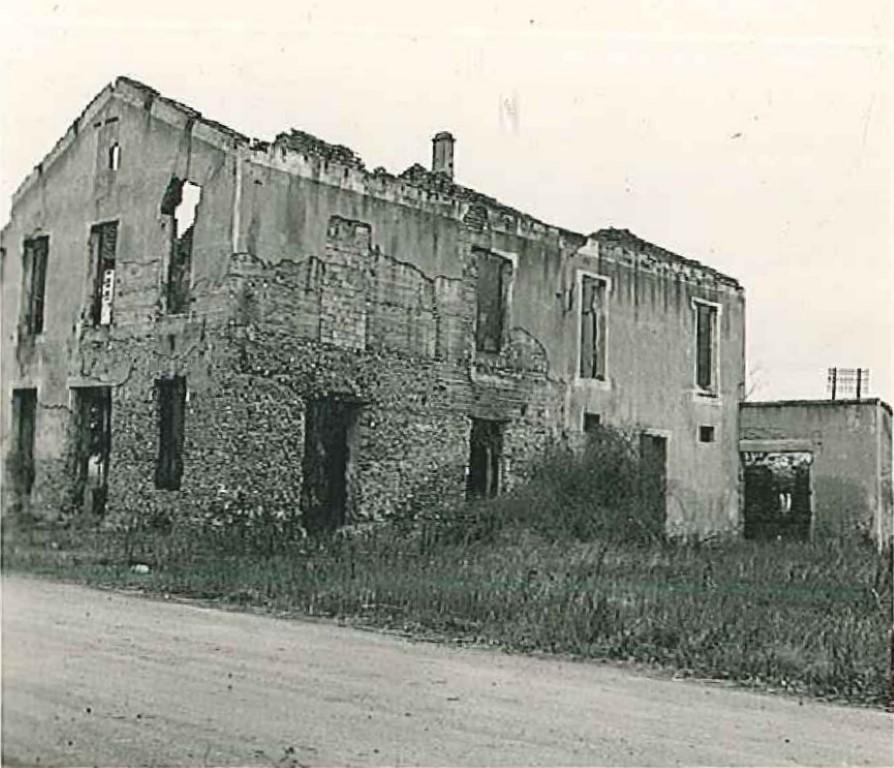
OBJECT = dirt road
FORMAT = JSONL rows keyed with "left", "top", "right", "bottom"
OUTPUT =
{"left": 2, "top": 575, "right": 891, "bottom": 766}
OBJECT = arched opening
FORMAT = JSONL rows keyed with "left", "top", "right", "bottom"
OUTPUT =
{"left": 108, "top": 143, "right": 121, "bottom": 170}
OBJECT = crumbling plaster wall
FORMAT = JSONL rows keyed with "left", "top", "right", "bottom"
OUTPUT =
{"left": 233, "top": 145, "right": 581, "bottom": 350}
{"left": 221, "top": 212, "right": 565, "bottom": 522}
{"left": 3, "top": 75, "right": 747, "bottom": 538}
{"left": 232, "top": 140, "right": 747, "bottom": 535}
{"left": 2, "top": 77, "right": 569, "bottom": 528}
{"left": 1, "top": 81, "right": 239, "bottom": 521}
{"left": 740, "top": 400, "right": 893, "bottom": 541}
{"left": 224, "top": 143, "right": 747, "bottom": 534}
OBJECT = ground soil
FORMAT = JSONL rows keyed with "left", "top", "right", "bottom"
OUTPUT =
{"left": 2, "top": 575, "right": 892, "bottom": 766}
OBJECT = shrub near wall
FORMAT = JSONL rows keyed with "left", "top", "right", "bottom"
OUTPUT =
{"left": 4, "top": 425, "right": 890, "bottom": 708}
{"left": 433, "top": 425, "right": 664, "bottom": 545}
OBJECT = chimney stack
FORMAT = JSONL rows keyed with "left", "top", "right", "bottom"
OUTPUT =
{"left": 431, "top": 131, "right": 455, "bottom": 179}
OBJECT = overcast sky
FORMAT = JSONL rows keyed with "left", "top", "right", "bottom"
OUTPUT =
{"left": 2, "top": 0, "right": 891, "bottom": 404}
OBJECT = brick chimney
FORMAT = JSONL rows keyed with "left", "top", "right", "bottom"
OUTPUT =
{"left": 431, "top": 131, "right": 455, "bottom": 179}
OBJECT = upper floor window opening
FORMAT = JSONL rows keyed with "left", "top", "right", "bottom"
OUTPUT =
{"left": 89, "top": 221, "right": 118, "bottom": 327}
{"left": 160, "top": 178, "right": 202, "bottom": 314}
{"left": 578, "top": 272, "right": 609, "bottom": 381}
{"left": 108, "top": 143, "right": 121, "bottom": 171}
{"left": 474, "top": 248, "right": 514, "bottom": 353}
{"left": 21, "top": 235, "right": 49, "bottom": 337}
{"left": 693, "top": 298, "right": 721, "bottom": 395}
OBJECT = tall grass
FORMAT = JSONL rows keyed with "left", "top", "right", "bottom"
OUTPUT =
{"left": 3, "top": 428, "right": 891, "bottom": 708}
{"left": 420, "top": 425, "right": 665, "bottom": 545}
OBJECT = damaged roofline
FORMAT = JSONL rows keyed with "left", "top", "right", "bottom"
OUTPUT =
{"left": 7, "top": 75, "right": 742, "bottom": 289}
{"left": 592, "top": 228, "right": 742, "bottom": 290}
{"left": 8, "top": 81, "right": 117, "bottom": 210}
{"left": 9, "top": 75, "right": 589, "bottom": 255}
{"left": 116, "top": 76, "right": 250, "bottom": 145}
{"left": 8, "top": 76, "right": 250, "bottom": 213}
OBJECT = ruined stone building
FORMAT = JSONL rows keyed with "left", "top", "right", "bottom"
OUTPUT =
{"left": 1, "top": 77, "right": 746, "bottom": 536}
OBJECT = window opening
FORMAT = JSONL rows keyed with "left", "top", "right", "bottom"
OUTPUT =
{"left": 21, "top": 236, "right": 49, "bottom": 336}
{"left": 699, "top": 425, "right": 715, "bottom": 443}
{"left": 89, "top": 222, "right": 118, "bottom": 326}
{"left": 161, "top": 178, "right": 202, "bottom": 314}
{"left": 695, "top": 302, "right": 718, "bottom": 392}
{"left": 475, "top": 250, "right": 511, "bottom": 353}
{"left": 579, "top": 275, "right": 607, "bottom": 380}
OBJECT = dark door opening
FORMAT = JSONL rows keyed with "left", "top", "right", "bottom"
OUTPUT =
{"left": 10, "top": 388, "right": 37, "bottom": 498}
{"left": 639, "top": 432, "right": 668, "bottom": 530}
{"left": 743, "top": 452, "right": 812, "bottom": 540}
{"left": 583, "top": 412, "right": 602, "bottom": 437}
{"left": 467, "top": 418, "right": 504, "bottom": 499}
{"left": 301, "top": 398, "right": 360, "bottom": 534}
{"left": 155, "top": 376, "right": 187, "bottom": 490}
{"left": 72, "top": 387, "right": 112, "bottom": 517}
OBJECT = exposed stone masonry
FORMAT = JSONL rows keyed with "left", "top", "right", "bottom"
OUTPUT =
{"left": 1, "top": 76, "right": 747, "bottom": 537}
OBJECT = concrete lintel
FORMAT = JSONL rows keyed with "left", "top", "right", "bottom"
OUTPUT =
{"left": 739, "top": 438, "right": 814, "bottom": 454}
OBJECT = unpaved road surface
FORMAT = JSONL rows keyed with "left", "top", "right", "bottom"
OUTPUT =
{"left": 2, "top": 576, "right": 891, "bottom": 767}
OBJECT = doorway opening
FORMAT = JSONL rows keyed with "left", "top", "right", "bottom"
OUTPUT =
{"left": 10, "top": 388, "right": 37, "bottom": 498}
{"left": 72, "top": 386, "right": 112, "bottom": 517}
{"left": 301, "top": 398, "right": 360, "bottom": 534}
{"left": 155, "top": 376, "right": 187, "bottom": 491}
{"left": 467, "top": 418, "right": 504, "bottom": 499}
{"left": 742, "top": 452, "right": 812, "bottom": 540}
{"left": 639, "top": 432, "right": 668, "bottom": 530}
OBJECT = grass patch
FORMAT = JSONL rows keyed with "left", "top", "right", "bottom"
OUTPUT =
{"left": 3, "top": 429, "right": 891, "bottom": 708}
{"left": 6, "top": 521, "right": 890, "bottom": 708}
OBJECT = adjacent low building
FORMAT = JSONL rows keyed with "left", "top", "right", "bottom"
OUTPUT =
{"left": 740, "top": 399, "right": 893, "bottom": 543}
{"left": 1, "top": 76, "right": 746, "bottom": 536}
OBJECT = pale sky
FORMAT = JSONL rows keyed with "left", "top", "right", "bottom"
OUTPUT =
{"left": 2, "top": 0, "right": 891, "bottom": 404}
